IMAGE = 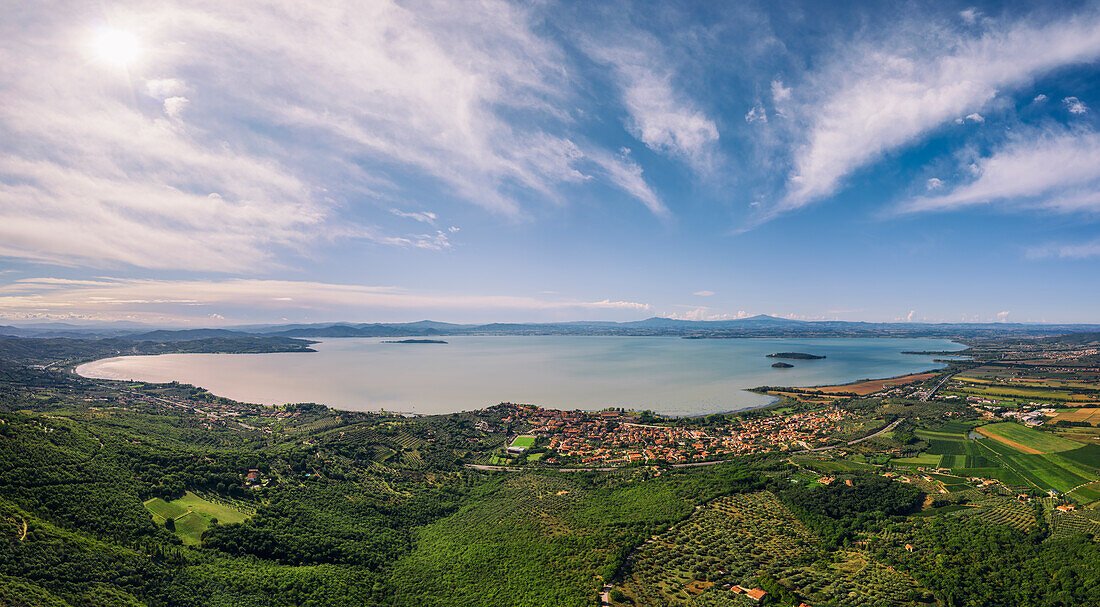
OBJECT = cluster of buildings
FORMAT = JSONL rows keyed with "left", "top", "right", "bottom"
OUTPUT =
{"left": 490, "top": 403, "right": 850, "bottom": 465}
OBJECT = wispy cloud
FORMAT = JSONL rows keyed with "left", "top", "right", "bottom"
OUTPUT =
{"left": 0, "top": 0, "right": 676, "bottom": 272}
{"left": 390, "top": 209, "right": 438, "bottom": 225}
{"left": 0, "top": 277, "right": 651, "bottom": 323}
{"left": 580, "top": 31, "right": 719, "bottom": 172}
{"left": 771, "top": 11, "right": 1100, "bottom": 218}
{"left": 901, "top": 129, "right": 1100, "bottom": 214}
{"left": 586, "top": 149, "right": 670, "bottom": 218}
{"left": 1027, "top": 239, "right": 1100, "bottom": 260}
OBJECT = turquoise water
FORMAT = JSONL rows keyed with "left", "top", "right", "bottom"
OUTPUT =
{"left": 76, "top": 336, "right": 966, "bottom": 416}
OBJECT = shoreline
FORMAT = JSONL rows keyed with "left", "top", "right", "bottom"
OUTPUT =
{"left": 72, "top": 336, "right": 967, "bottom": 419}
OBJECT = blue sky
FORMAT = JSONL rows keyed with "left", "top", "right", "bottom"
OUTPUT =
{"left": 1, "top": 0, "right": 1099, "bottom": 325}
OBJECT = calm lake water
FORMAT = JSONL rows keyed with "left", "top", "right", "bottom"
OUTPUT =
{"left": 76, "top": 336, "right": 966, "bottom": 416}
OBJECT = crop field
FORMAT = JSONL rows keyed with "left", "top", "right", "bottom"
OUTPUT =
{"left": 1068, "top": 481, "right": 1100, "bottom": 504}
{"left": 976, "top": 423, "right": 1082, "bottom": 454}
{"left": 813, "top": 372, "right": 938, "bottom": 395}
{"left": 143, "top": 491, "right": 252, "bottom": 545}
{"left": 616, "top": 491, "right": 928, "bottom": 607}
{"left": 1051, "top": 408, "right": 1100, "bottom": 425}
{"left": 1060, "top": 444, "right": 1100, "bottom": 468}
{"left": 974, "top": 440, "right": 1094, "bottom": 493}
{"left": 892, "top": 454, "right": 941, "bottom": 467}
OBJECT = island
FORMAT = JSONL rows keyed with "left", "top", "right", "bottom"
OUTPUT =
{"left": 771, "top": 362, "right": 794, "bottom": 368}
{"left": 767, "top": 352, "right": 825, "bottom": 360}
{"left": 381, "top": 338, "right": 448, "bottom": 344}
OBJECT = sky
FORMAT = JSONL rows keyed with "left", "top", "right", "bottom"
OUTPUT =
{"left": 1, "top": 0, "right": 1100, "bottom": 326}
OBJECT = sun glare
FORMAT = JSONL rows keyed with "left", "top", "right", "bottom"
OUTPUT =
{"left": 91, "top": 28, "right": 141, "bottom": 68}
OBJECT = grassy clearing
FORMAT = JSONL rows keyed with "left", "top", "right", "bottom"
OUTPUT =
{"left": 142, "top": 491, "right": 251, "bottom": 545}
{"left": 143, "top": 497, "right": 187, "bottom": 523}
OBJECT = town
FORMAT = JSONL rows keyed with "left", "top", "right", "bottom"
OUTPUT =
{"left": 483, "top": 403, "right": 850, "bottom": 466}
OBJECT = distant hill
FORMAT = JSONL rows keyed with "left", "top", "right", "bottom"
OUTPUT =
{"left": 126, "top": 329, "right": 251, "bottom": 342}
{"left": 5, "top": 316, "right": 1100, "bottom": 340}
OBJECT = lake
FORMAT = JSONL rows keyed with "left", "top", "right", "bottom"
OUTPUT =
{"left": 76, "top": 336, "right": 966, "bottom": 416}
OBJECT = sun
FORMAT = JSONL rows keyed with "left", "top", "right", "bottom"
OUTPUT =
{"left": 91, "top": 28, "right": 142, "bottom": 68}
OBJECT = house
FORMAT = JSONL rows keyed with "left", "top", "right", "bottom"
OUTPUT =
{"left": 1056, "top": 504, "right": 1076, "bottom": 513}
{"left": 245, "top": 469, "right": 260, "bottom": 484}
{"left": 745, "top": 588, "right": 767, "bottom": 601}
{"left": 904, "top": 543, "right": 915, "bottom": 552}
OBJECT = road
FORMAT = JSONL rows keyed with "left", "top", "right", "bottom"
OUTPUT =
{"left": 922, "top": 371, "right": 957, "bottom": 401}
{"left": 802, "top": 417, "right": 906, "bottom": 452}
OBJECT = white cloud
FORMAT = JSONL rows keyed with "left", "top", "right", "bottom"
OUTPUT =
{"left": 0, "top": 277, "right": 652, "bottom": 323}
{"left": 390, "top": 209, "right": 438, "bottom": 225}
{"left": 586, "top": 149, "right": 669, "bottom": 218}
{"left": 959, "top": 8, "right": 980, "bottom": 25}
{"left": 996, "top": 310, "right": 1010, "bottom": 322}
{"left": 145, "top": 78, "right": 187, "bottom": 99}
{"left": 1033, "top": 93, "right": 1048, "bottom": 103}
{"left": 965, "top": 112, "right": 985, "bottom": 123}
{"left": 667, "top": 307, "right": 749, "bottom": 321}
{"left": 926, "top": 177, "right": 944, "bottom": 190}
{"left": 581, "top": 36, "right": 719, "bottom": 171}
{"left": 1064, "top": 96, "right": 1089, "bottom": 114}
{"left": 771, "top": 79, "right": 792, "bottom": 103}
{"left": 745, "top": 105, "right": 767, "bottom": 124}
{"left": 902, "top": 129, "right": 1100, "bottom": 214}
{"left": 906, "top": 310, "right": 915, "bottom": 322}
{"left": 162, "top": 96, "right": 189, "bottom": 119}
{"left": 0, "top": 0, "right": 674, "bottom": 271}
{"left": 692, "top": 290, "right": 715, "bottom": 296}
{"left": 776, "top": 12, "right": 1100, "bottom": 215}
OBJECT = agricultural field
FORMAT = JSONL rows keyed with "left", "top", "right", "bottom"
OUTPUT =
{"left": 1051, "top": 407, "right": 1100, "bottom": 426}
{"left": 614, "top": 491, "right": 930, "bottom": 607}
{"left": 907, "top": 421, "right": 1100, "bottom": 496}
{"left": 143, "top": 491, "right": 252, "bottom": 544}
{"left": 976, "top": 423, "right": 1082, "bottom": 454}
{"left": 814, "top": 372, "right": 939, "bottom": 396}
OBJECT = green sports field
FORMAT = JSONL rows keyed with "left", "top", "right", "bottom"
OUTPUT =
{"left": 511, "top": 435, "right": 537, "bottom": 448}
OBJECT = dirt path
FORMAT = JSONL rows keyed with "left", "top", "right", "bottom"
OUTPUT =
{"left": 975, "top": 426, "right": 1042, "bottom": 454}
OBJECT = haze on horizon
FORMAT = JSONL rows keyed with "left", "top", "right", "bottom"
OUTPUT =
{"left": 2, "top": 0, "right": 1100, "bottom": 327}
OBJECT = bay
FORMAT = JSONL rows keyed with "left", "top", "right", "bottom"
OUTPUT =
{"left": 76, "top": 336, "right": 966, "bottom": 416}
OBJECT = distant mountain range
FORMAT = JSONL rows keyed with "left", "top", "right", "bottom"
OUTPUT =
{"left": 3, "top": 315, "right": 1100, "bottom": 341}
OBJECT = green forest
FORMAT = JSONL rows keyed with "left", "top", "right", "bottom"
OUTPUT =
{"left": 2, "top": 336, "right": 1100, "bottom": 606}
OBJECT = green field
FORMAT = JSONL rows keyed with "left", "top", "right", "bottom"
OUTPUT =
{"left": 511, "top": 435, "right": 537, "bottom": 448}
{"left": 144, "top": 497, "right": 188, "bottom": 522}
{"left": 143, "top": 491, "right": 251, "bottom": 545}
{"left": 893, "top": 453, "right": 941, "bottom": 467}
{"left": 979, "top": 423, "right": 1082, "bottom": 453}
